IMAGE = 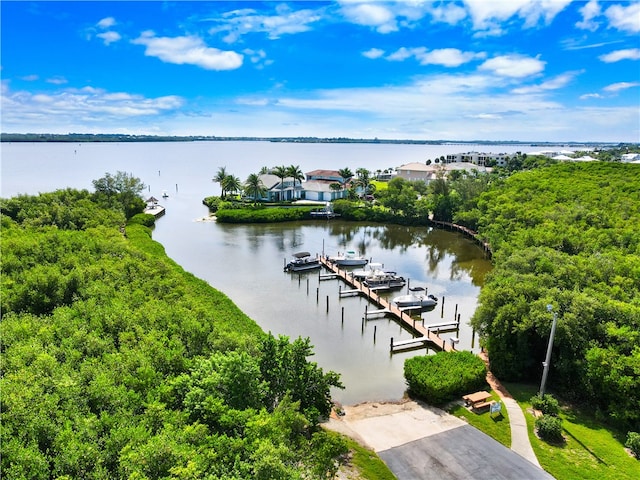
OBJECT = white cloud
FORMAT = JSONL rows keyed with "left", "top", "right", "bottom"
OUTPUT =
{"left": 131, "top": 32, "right": 243, "bottom": 71}
{"left": 362, "top": 48, "right": 385, "bottom": 59}
{"left": 599, "top": 48, "right": 640, "bottom": 63}
{"left": 464, "top": 0, "right": 572, "bottom": 33}
{"left": 97, "top": 17, "right": 116, "bottom": 29}
{"left": 46, "top": 76, "right": 68, "bottom": 85}
{"left": 429, "top": 3, "right": 467, "bottom": 25}
{"left": 579, "top": 93, "right": 603, "bottom": 100}
{"left": 386, "top": 47, "right": 483, "bottom": 67}
{"left": 1, "top": 84, "right": 184, "bottom": 131}
{"left": 21, "top": 75, "right": 39, "bottom": 82}
{"left": 603, "top": 81, "right": 640, "bottom": 93}
{"left": 512, "top": 71, "right": 580, "bottom": 94}
{"left": 417, "top": 48, "right": 484, "bottom": 67}
{"left": 575, "top": 0, "right": 600, "bottom": 31}
{"left": 97, "top": 31, "right": 121, "bottom": 46}
{"left": 605, "top": 3, "right": 640, "bottom": 33}
{"left": 340, "top": 2, "right": 397, "bottom": 33}
{"left": 479, "top": 54, "right": 545, "bottom": 78}
{"left": 209, "top": 5, "right": 323, "bottom": 42}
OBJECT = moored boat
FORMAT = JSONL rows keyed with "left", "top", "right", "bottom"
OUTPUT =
{"left": 328, "top": 249, "right": 368, "bottom": 266}
{"left": 284, "top": 251, "right": 321, "bottom": 272}
{"left": 392, "top": 288, "right": 438, "bottom": 309}
{"left": 362, "top": 271, "right": 406, "bottom": 290}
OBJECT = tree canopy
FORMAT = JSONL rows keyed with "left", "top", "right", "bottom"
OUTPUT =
{"left": 468, "top": 162, "right": 640, "bottom": 431}
{"left": 0, "top": 184, "right": 346, "bottom": 479}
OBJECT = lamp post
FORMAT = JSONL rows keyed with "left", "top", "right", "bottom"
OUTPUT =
{"left": 539, "top": 304, "right": 558, "bottom": 397}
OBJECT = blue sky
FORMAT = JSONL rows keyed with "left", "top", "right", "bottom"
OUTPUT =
{"left": 2, "top": 1, "right": 639, "bottom": 142}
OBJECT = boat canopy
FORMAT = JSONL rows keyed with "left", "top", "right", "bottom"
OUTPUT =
{"left": 293, "top": 251, "right": 311, "bottom": 258}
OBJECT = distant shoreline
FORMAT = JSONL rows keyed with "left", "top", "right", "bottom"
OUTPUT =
{"left": 0, "top": 132, "right": 619, "bottom": 147}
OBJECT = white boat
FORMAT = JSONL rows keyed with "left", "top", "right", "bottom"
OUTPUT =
{"left": 351, "top": 262, "right": 392, "bottom": 280}
{"left": 284, "top": 251, "right": 321, "bottom": 272}
{"left": 393, "top": 288, "right": 438, "bottom": 309}
{"left": 363, "top": 271, "right": 406, "bottom": 290}
{"left": 328, "top": 249, "right": 368, "bottom": 266}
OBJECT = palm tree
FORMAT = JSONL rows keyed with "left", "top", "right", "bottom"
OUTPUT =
{"left": 213, "top": 166, "right": 228, "bottom": 197}
{"left": 244, "top": 173, "right": 266, "bottom": 204}
{"left": 271, "top": 165, "right": 288, "bottom": 202}
{"left": 259, "top": 166, "right": 270, "bottom": 174}
{"left": 338, "top": 167, "right": 353, "bottom": 192}
{"left": 222, "top": 175, "right": 242, "bottom": 198}
{"left": 355, "top": 168, "right": 372, "bottom": 197}
{"left": 287, "top": 165, "right": 305, "bottom": 200}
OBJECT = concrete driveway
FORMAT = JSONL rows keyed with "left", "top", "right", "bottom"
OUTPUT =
{"left": 326, "top": 400, "right": 555, "bottom": 480}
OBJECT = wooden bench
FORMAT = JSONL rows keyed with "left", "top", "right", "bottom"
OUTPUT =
{"left": 472, "top": 400, "right": 493, "bottom": 411}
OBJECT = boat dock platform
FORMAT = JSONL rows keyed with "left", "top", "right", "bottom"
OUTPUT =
{"left": 319, "top": 256, "right": 456, "bottom": 352}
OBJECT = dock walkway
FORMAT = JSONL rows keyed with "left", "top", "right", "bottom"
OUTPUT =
{"left": 319, "top": 257, "right": 456, "bottom": 352}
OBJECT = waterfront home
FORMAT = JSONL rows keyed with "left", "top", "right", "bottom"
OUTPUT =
{"left": 258, "top": 174, "right": 304, "bottom": 201}
{"left": 396, "top": 162, "right": 487, "bottom": 183}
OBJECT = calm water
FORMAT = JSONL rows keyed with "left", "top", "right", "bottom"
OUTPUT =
{"left": 2, "top": 141, "right": 535, "bottom": 403}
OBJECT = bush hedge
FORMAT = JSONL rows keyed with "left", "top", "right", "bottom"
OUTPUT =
{"left": 530, "top": 393, "right": 560, "bottom": 416}
{"left": 215, "top": 206, "right": 314, "bottom": 223}
{"left": 404, "top": 351, "right": 487, "bottom": 405}
{"left": 626, "top": 431, "right": 640, "bottom": 458}
{"left": 128, "top": 212, "right": 156, "bottom": 227}
{"left": 535, "top": 414, "right": 564, "bottom": 443}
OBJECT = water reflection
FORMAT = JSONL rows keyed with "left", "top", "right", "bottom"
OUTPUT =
{"left": 155, "top": 219, "right": 491, "bottom": 404}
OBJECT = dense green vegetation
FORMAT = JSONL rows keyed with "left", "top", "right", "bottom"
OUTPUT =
{"left": 215, "top": 206, "right": 315, "bottom": 223}
{"left": 468, "top": 162, "right": 640, "bottom": 432}
{"left": 1, "top": 188, "right": 350, "bottom": 479}
{"left": 404, "top": 351, "right": 487, "bottom": 405}
{"left": 505, "top": 383, "right": 640, "bottom": 480}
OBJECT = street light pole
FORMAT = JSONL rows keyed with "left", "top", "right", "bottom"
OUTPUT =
{"left": 539, "top": 304, "right": 558, "bottom": 397}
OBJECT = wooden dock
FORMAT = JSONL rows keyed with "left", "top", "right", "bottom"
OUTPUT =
{"left": 319, "top": 257, "right": 456, "bottom": 352}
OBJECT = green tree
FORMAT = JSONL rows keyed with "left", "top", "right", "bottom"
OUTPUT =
{"left": 213, "top": 166, "right": 228, "bottom": 197}
{"left": 271, "top": 165, "right": 288, "bottom": 202}
{"left": 222, "top": 174, "right": 242, "bottom": 198}
{"left": 92, "top": 171, "right": 145, "bottom": 219}
{"left": 245, "top": 173, "right": 267, "bottom": 204}
{"left": 338, "top": 167, "right": 353, "bottom": 192}
{"left": 286, "top": 165, "right": 305, "bottom": 200}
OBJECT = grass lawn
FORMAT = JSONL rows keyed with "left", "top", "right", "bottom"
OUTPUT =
{"left": 341, "top": 437, "right": 397, "bottom": 480}
{"left": 504, "top": 382, "right": 640, "bottom": 480}
{"left": 447, "top": 390, "right": 511, "bottom": 448}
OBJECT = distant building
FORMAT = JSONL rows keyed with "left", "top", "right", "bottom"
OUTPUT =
{"left": 396, "top": 162, "right": 487, "bottom": 183}
{"left": 621, "top": 153, "right": 640, "bottom": 163}
{"left": 444, "top": 152, "right": 510, "bottom": 167}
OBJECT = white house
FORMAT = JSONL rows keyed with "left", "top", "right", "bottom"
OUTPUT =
{"left": 396, "top": 162, "right": 487, "bottom": 183}
{"left": 621, "top": 153, "right": 640, "bottom": 163}
{"left": 258, "top": 174, "right": 303, "bottom": 202}
{"left": 301, "top": 169, "right": 349, "bottom": 201}
{"left": 445, "top": 151, "right": 510, "bottom": 167}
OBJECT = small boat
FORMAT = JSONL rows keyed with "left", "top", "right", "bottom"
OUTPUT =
{"left": 328, "top": 249, "right": 368, "bottom": 266}
{"left": 363, "top": 271, "right": 406, "bottom": 290}
{"left": 284, "top": 251, "right": 321, "bottom": 272}
{"left": 351, "top": 262, "right": 392, "bottom": 280}
{"left": 393, "top": 288, "right": 438, "bottom": 309}
{"left": 162, "top": 190, "right": 169, "bottom": 198}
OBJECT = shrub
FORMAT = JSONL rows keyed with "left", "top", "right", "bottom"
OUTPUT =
{"left": 626, "top": 432, "right": 640, "bottom": 458}
{"left": 535, "top": 414, "right": 564, "bottom": 443}
{"left": 128, "top": 213, "right": 156, "bottom": 227}
{"left": 215, "top": 207, "right": 313, "bottom": 224}
{"left": 404, "top": 351, "right": 487, "bottom": 405}
{"left": 530, "top": 393, "right": 560, "bottom": 416}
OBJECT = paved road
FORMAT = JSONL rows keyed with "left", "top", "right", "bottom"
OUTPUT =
{"left": 379, "top": 424, "right": 554, "bottom": 480}
{"left": 326, "top": 401, "right": 555, "bottom": 480}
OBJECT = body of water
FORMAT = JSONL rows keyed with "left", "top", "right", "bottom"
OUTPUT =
{"left": 2, "top": 141, "right": 536, "bottom": 403}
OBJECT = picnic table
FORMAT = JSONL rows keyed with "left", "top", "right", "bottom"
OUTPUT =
{"left": 463, "top": 391, "right": 493, "bottom": 409}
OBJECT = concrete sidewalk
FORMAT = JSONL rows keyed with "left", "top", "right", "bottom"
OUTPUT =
{"left": 481, "top": 353, "right": 541, "bottom": 467}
